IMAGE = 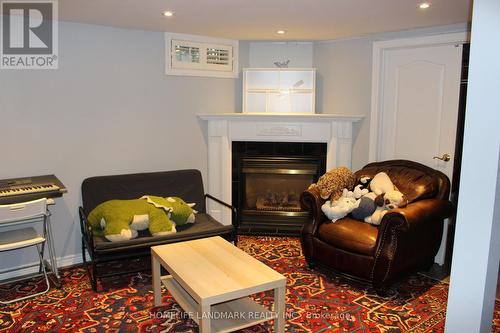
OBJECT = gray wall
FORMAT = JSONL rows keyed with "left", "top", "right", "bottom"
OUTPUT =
{"left": 248, "top": 42, "right": 313, "bottom": 68}
{"left": 235, "top": 41, "right": 250, "bottom": 112}
{"left": 313, "top": 38, "right": 373, "bottom": 170}
{"left": 0, "top": 22, "right": 236, "bottom": 271}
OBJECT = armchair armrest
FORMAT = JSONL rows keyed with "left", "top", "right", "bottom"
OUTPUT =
{"left": 371, "top": 199, "right": 454, "bottom": 286}
{"left": 300, "top": 186, "right": 328, "bottom": 236}
{"left": 204, "top": 194, "right": 238, "bottom": 227}
{"left": 380, "top": 199, "right": 454, "bottom": 233}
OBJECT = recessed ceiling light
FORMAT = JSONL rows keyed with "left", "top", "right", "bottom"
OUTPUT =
{"left": 419, "top": 3, "right": 430, "bottom": 9}
{"left": 277, "top": 30, "right": 286, "bottom": 35}
{"left": 162, "top": 10, "right": 174, "bottom": 17}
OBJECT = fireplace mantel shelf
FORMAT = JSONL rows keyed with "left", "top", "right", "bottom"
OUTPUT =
{"left": 199, "top": 112, "right": 362, "bottom": 226}
{"left": 198, "top": 113, "right": 363, "bottom": 122}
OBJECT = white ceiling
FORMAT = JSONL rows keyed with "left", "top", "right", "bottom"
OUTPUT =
{"left": 59, "top": 0, "right": 472, "bottom": 41}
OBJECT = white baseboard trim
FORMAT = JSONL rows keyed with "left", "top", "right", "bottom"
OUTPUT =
{"left": 0, "top": 253, "right": 84, "bottom": 281}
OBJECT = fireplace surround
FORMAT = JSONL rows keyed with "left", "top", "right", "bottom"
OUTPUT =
{"left": 198, "top": 113, "right": 363, "bottom": 228}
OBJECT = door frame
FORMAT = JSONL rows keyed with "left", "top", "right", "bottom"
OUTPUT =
{"left": 368, "top": 32, "right": 470, "bottom": 162}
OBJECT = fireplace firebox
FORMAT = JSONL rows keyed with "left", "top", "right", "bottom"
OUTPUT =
{"left": 232, "top": 142, "right": 326, "bottom": 236}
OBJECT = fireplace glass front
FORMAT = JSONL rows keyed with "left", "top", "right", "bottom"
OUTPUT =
{"left": 243, "top": 161, "right": 315, "bottom": 214}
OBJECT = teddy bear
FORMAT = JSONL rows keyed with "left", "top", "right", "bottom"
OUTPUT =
{"left": 321, "top": 188, "right": 359, "bottom": 222}
{"left": 87, "top": 199, "right": 176, "bottom": 242}
{"left": 364, "top": 190, "right": 407, "bottom": 225}
{"left": 310, "top": 166, "right": 356, "bottom": 202}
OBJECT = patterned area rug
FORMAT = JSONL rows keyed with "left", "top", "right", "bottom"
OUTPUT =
{"left": 0, "top": 236, "right": 499, "bottom": 332}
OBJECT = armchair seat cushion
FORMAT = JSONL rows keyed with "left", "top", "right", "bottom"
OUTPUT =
{"left": 318, "top": 217, "right": 379, "bottom": 256}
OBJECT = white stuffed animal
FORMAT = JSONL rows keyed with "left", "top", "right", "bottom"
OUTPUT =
{"left": 322, "top": 189, "right": 359, "bottom": 222}
{"left": 364, "top": 206, "right": 386, "bottom": 225}
{"left": 364, "top": 190, "right": 407, "bottom": 225}
{"left": 369, "top": 172, "right": 395, "bottom": 196}
{"left": 353, "top": 184, "right": 369, "bottom": 199}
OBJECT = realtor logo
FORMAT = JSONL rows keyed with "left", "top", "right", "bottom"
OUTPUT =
{"left": 1, "top": 0, "right": 58, "bottom": 69}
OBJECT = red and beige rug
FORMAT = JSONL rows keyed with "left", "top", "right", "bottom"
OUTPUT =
{"left": 0, "top": 236, "right": 498, "bottom": 332}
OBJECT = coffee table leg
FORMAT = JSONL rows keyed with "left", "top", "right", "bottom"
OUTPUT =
{"left": 152, "top": 254, "right": 161, "bottom": 307}
{"left": 274, "top": 286, "right": 286, "bottom": 333}
{"left": 200, "top": 302, "right": 211, "bottom": 333}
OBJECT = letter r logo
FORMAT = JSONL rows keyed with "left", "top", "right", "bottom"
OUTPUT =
{"left": 2, "top": 1, "right": 53, "bottom": 54}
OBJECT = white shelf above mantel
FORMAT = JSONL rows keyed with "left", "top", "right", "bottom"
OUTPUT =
{"left": 198, "top": 112, "right": 363, "bottom": 226}
{"left": 197, "top": 113, "right": 363, "bottom": 122}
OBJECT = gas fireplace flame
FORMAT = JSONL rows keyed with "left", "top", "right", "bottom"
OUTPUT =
{"left": 256, "top": 190, "right": 301, "bottom": 212}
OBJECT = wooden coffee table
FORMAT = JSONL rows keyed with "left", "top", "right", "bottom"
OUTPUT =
{"left": 151, "top": 236, "right": 286, "bottom": 333}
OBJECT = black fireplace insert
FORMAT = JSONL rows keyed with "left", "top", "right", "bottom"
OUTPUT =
{"left": 232, "top": 142, "right": 326, "bottom": 236}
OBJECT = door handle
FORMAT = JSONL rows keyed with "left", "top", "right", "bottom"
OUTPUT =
{"left": 433, "top": 153, "right": 451, "bottom": 162}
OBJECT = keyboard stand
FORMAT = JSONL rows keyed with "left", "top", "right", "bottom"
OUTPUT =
{"left": 0, "top": 198, "right": 61, "bottom": 289}
{"left": 40, "top": 205, "right": 61, "bottom": 287}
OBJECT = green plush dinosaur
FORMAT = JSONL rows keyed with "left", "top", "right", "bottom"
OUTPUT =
{"left": 87, "top": 199, "right": 175, "bottom": 242}
{"left": 141, "top": 196, "right": 196, "bottom": 225}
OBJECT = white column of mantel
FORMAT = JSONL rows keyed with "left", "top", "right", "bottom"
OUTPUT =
{"left": 327, "top": 120, "right": 354, "bottom": 170}
{"left": 206, "top": 120, "right": 233, "bottom": 225}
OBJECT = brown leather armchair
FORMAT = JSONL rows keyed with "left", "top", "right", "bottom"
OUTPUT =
{"left": 300, "top": 160, "right": 454, "bottom": 289}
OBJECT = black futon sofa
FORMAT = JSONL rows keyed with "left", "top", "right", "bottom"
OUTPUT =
{"left": 79, "top": 169, "right": 236, "bottom": 291}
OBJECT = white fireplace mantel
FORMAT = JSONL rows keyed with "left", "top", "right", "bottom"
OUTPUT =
{"left": 198, "top": 113, "right": 363, "bottom": 225}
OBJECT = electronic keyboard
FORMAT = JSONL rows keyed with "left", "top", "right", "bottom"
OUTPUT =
{"left": 0, "top": 175, "right": 67, "bottom": 205}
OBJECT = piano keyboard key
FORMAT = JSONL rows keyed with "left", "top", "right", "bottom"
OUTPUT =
{"left": 0, "top": 184, "right": 60, "bottom": 197}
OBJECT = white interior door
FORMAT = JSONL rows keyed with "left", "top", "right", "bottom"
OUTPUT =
{"left": 378, "top": 43, "right": 463, "bottom": 264}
